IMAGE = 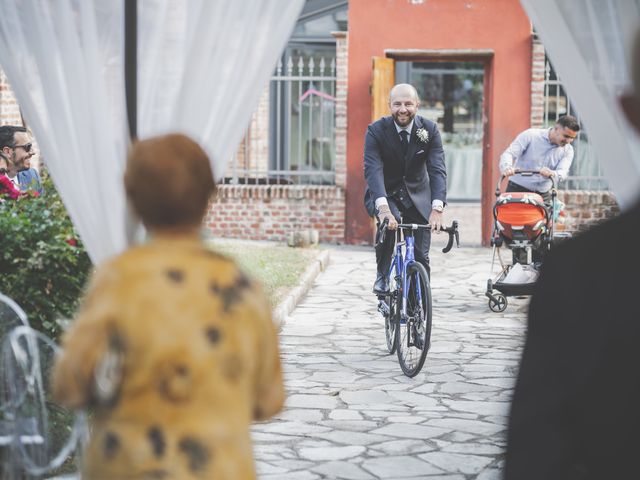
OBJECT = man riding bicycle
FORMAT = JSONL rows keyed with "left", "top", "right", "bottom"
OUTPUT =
{"left": 363, "top": 83, "right": 447, "bottom": 295}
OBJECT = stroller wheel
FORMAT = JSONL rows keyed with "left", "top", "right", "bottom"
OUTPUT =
{"left": 488, "top": 293, "right": 508, "bottom": 312}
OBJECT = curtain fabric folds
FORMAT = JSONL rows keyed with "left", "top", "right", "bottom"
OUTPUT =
{"left": 519, "top": 0, "right": 640, "bottom": 209}
{"left": 0, "top": 0, "right": 303, "bottom": 264}
{"left": 0, "top": 1, "right": 128, "bottom": 265}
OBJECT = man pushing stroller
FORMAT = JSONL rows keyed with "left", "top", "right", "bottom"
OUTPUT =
{"left": 499, "top": 115, "right": 580, "bottom": 207}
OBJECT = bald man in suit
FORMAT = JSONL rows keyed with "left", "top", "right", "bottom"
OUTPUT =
{"left": 364, "top": 83, "right": 447, "bottom": 294}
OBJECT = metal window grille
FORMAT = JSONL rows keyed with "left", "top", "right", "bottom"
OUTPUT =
{"left": 222, "top": 55, "right": 337, "bottom": 185}
{"left": 543, "top": 57, "right": 609, "bottom": 191}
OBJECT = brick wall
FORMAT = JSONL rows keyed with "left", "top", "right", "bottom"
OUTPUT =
{"left": 0, "top": 70, "right": 22, "bottom": 126}
{"left": 204, "top": 185, "right": 345, "bottom": 243}
{"left": 229, "top": 86, "right": 270, "bottom": 180}
{"left": 556, "top": 190, "right": 620, "bottom": 234}
{"left": 333, "top": 31, "right": 348, "bottom": 189}
{"left": 530, "top": 36, "right": 545, "bottom": 128}
{"left": 0, "top": 69, "right": 43, "bottom": 170}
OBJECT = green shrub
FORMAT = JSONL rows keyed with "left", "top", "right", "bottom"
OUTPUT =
{"left": 0, "top": 175, "right": 92, "bottom": 341}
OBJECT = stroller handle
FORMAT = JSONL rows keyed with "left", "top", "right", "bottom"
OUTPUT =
{"left": 496, "top": 169, "right": 556, "bottom": 197}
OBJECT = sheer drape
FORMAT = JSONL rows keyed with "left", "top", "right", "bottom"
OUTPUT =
{"left": 0, "top": 1, "right": 128, "bottom": 265}
{"left": 0, "top": 0, "right": 303, "bottom": 264}
{"left": 520, "top": 0, "right": 640, "bottom": 208}
{"left": 137, "top": 0, "right": 303, "bottom": 184}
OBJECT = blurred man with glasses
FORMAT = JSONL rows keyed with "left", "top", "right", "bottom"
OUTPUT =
{"left": 0, "top": 125, "right": 43, "bottom": 195}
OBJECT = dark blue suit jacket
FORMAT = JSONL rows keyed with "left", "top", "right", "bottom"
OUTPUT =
{"left": 17, "top": 168, "right": 43, "bottom": 195}
{"left": 363, "top": 115, "right": 446, "bottom": 220}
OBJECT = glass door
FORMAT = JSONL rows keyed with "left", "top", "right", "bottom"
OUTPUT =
{"left": 396, "top": 61, "right": 484, "bottom": 202}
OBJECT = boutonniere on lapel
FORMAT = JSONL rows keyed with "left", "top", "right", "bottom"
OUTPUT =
{"left": 416, "top": 128, "right": 429, "bottom": 143}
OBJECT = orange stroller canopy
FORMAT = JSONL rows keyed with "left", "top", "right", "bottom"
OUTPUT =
{"left": 495, "top": 192, "right": 547, "bottom": 227}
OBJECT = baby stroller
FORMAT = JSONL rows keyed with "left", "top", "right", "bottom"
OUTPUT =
{"left": 485, "top": 170, "right": 564, "bottom": 312}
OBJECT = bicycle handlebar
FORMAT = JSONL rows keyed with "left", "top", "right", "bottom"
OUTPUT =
{"left": 376, "top": 219, "right": 460, "bottom": 253}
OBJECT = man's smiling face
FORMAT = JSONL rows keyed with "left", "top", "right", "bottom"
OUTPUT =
{"left": 9, "top": 131, "right": 34, "bottom": 171}
{"left": 390, "top": 86, "right": 419, "bottom": 128}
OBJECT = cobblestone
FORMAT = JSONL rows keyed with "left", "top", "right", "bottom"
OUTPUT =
{"left": 253, "top": 245, "right": 528, "bottom": 479}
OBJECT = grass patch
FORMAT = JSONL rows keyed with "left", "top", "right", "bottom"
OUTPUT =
{"left": 207, "top": 240, "right": 321, "bottom": 306}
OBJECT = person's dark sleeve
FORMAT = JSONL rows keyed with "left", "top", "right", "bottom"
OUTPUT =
{"left": 425, "top": 123, "right": 446, "bottom": 204}
{"left": 363, "top": 125, "right": 387, "bottom": 202}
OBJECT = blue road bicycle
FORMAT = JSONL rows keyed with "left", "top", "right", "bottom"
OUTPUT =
{"left": 376, "top": 220, "right": 459, "bottom": 377}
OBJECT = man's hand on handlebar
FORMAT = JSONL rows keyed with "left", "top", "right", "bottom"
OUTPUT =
{"left": 503, "top": 166, "right": 516, "bottom": 177}
{"left": 429, "top": 209, "right": 443, "bottom": 232}
{"left": 539, "top": 167, "right": 554, "bottom": 178}
{"left": 376, "top": 205, "right": 398, "bottom": 230}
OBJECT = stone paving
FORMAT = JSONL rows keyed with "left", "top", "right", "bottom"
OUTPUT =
{"left": 252, "top": 244, "right": 531, "bottom": 479}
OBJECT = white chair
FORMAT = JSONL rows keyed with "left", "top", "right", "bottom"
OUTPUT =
{"left": 0, "top": 293, "right": 86, "bottom": 479}
{"left": 0, "top": 292, "right": 34, "bottom": 479}
{"left": 0, "top": 292, "right": 30, "bottom": 415}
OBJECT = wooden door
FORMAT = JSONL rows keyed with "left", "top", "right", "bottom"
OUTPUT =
{"left": 371, "top": 57, "right": 395, "bottom": 121}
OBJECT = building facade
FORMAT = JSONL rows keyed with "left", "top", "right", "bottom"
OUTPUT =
{"left": 0, "top": 0, "right": 617, "bottom": 245}
{"left": 347, "top": 0, "right": 533, "bottom": 245}
{"left": 207, "top": 0, "right": 617, "bottom": 246}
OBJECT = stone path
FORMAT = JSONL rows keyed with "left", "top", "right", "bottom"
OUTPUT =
{"left": 252, "top": 245, "right": 530, "bottom": 479}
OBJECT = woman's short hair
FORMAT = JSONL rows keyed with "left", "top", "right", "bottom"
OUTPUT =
{"left": 124, "top": 133, "right": 216, "bottom": 229}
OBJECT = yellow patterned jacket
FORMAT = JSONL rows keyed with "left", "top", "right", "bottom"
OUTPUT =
{"left": 52, "top": 233, "right": 284, "bottom": 479}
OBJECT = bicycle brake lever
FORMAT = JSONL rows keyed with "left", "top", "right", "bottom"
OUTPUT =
{"left": 441, "top": 220, "right": 459, "bottom": 253}
{"left": 376, "top": 218, "right": 389, "bottom": 246}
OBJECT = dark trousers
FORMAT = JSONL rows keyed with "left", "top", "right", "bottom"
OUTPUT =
{"left": 506, "top": 181, "right": 552, "bottom": 207}
{"left": 375, "top": 198, "right": 431, "bottom": 279}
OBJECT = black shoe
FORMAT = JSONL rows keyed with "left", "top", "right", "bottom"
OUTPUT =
{"left": 372, "top": 274, "right": 389, "bottom": 295}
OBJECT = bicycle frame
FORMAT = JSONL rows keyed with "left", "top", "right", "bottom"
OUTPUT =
{"left": 377, "top": 219, "right": 458, "bottom": 375}
{"left": 387, "top": 228, "right": 422, "bottom": 323}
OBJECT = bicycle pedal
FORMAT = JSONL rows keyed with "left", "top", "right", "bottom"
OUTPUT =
{"left": 377, "top": 300, "right": 390, "bottom": 317}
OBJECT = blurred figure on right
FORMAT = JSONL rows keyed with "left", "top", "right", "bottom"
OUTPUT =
{"left": 505, "top": 29, "right": 640, "bottom": 480}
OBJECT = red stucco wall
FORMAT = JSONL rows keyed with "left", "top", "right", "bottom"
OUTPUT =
{"left": 346, "top": 0, "right": 532, "bottom": 244}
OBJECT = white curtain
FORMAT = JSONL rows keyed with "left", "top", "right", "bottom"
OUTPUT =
{"left": 0, "top": 1, "right": 129, "bottom": 265}
{"left": 0, "top": 0, "right": 303, "bottom": 264}
{"left": 520, "top": 0, "right": 640, "bottom": 209}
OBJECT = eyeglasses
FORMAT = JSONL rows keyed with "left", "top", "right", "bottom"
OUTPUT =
{"left": 0, "top": 168, "right": 7, "bottom": 175}
{"left": 13, "top": 143, "right": 32, "bottom": 153}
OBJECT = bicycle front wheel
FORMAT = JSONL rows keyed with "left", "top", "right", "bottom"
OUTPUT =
{"left": 396, "top": 262, "right": 432, "bottom": 377}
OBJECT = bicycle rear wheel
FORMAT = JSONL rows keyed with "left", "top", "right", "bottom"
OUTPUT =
{"left": 396, "top": 262, "right": 432, "bottom": 377}
{"left": 384, "top": 274, "right": 399, "bottom": 354}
